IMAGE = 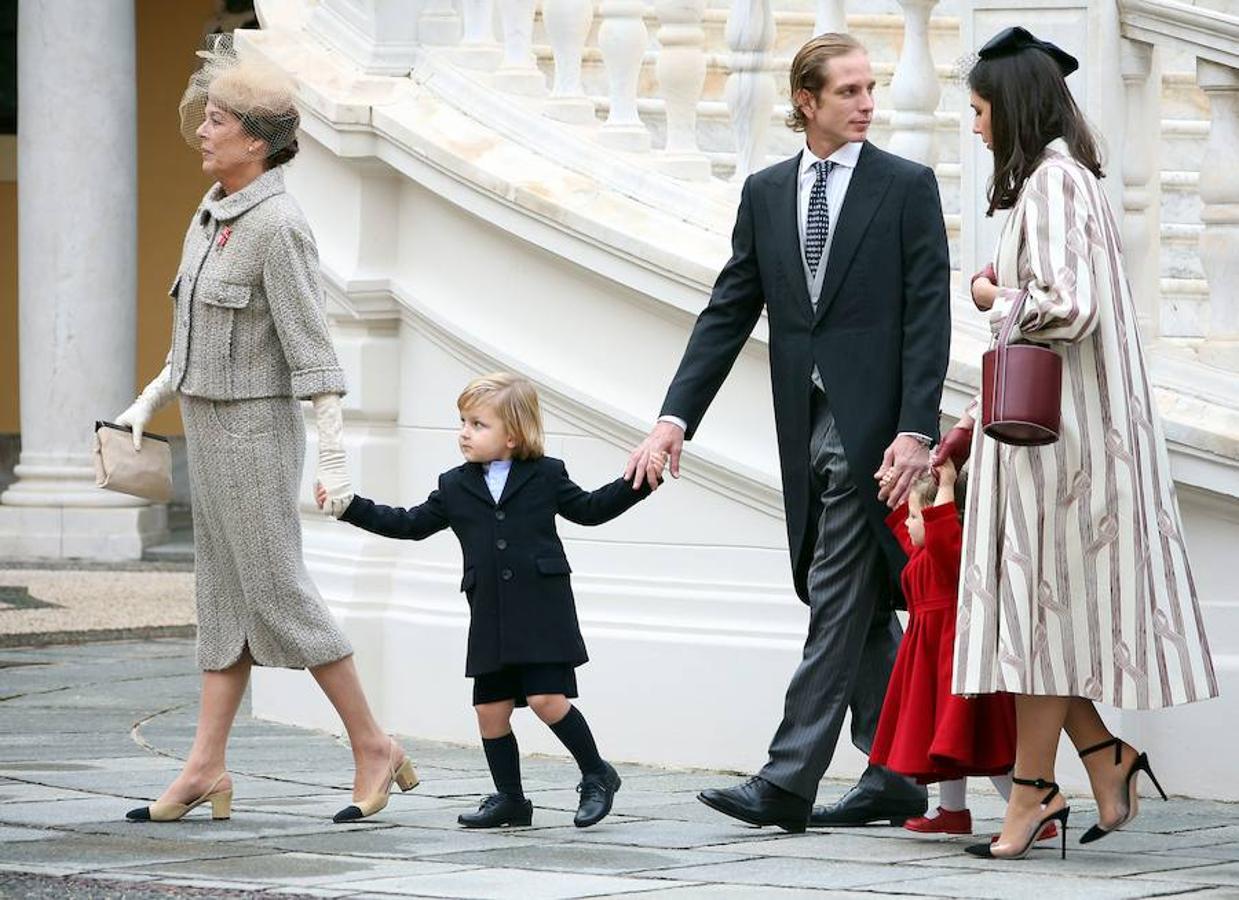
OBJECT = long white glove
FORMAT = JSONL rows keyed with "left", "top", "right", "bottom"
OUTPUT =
{"left": 313, "top": 393, "right": 353, "bottom": 518}
{"left": 115, "top": 364, "right": 177, "bottom": 450}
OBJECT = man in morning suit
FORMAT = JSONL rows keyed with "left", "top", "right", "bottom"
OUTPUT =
{"left": 626, "top": 33, "right": 951, "bottom": 831}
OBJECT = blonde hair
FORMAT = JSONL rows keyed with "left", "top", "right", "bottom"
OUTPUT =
{"left": 457, "top": 372, "right": 545, "bottom": 460}
{"left": 786, "top": 33, "right": 867, "bottom": 132}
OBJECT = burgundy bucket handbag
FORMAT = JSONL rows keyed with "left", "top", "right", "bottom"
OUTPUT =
{"left": 981, "top": 292, "right": 1063, "bottom": 446}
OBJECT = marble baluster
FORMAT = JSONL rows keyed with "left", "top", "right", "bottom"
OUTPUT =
{"left": 544, "top": 0, "right": 597, "bottom": 123}
{"left": 654, "top": 0, "right": 711, "bottom": 179}
{"left": 725, "top": 0, "right": 776, "bottom": 181}
{"left": 598, "top": 0, "right": 652, "bottom": 150}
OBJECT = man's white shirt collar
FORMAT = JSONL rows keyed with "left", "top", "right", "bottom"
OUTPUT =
{"left": 799, "top": 140, "right": 863, "bottom": 179}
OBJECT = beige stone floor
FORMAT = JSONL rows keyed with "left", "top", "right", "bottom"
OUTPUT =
{"left": 0, "top": 569, "right": 195, "bottom": 645}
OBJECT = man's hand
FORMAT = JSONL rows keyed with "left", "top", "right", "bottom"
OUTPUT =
{"left": 625, "top": 421, "right": 684, "bottom": 491}
{"left": 874, "top": 434, "right": 931, "bottom": 508}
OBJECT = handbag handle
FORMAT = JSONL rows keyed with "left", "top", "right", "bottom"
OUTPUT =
{"left": 990, "top": 290, "right": 1029, "bottom": 428}
{"left": 994, "top": 290, "right": 1028, "bottom": 350}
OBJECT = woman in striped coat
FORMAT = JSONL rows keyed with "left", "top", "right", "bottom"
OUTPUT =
{"left": 936, "top": 28, "right": 1217, "bottom": 860}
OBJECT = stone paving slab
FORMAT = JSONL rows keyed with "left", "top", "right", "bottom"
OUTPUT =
{"left": 863, "top": 870, "right": 1205, "bottom": 899}
{"left": 419, "top": 842, "right": 758, "bottom": 876}
{"left": 1, "top": 637, "right": 1237, "bottom": 899}
{"left": 633, "top": 856, "right": 965, "bottom": 892}
{"left": 589, "top": 888, "right": 889, "bottom": 899}
{"left": 522, "top": 819, "right": 790, "bottom": 851}
{"left": 0, "top": 569, "right": 195, "bottom": 644}
{"left": 0, "top": 832, "right": 270, "bottom": 876}
{"left": 334, "top": 865, "right": 681, "bottom": 898}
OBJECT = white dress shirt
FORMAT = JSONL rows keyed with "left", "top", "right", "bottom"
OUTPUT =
{"left": 483, "top": 458, "right": 512, "bottom": 503}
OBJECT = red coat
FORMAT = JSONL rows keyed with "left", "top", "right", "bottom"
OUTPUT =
{"left": 869, "top": 500, "right": 1015, "bottom": 783}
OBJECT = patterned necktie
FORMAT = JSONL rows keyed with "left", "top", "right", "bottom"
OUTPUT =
{"left": 804, "top": 160, "right": 836, "bottom": 278}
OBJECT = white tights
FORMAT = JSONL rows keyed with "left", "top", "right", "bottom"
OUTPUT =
{"left": 927, "top": 773, "right": 1013, "bottom": 814}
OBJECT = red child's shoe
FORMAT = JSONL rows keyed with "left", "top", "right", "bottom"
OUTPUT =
{"left": 904, "top": 807, "right": 973, "bottom": 834}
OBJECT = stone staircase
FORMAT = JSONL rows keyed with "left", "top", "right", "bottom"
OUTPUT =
{"left": 526, "top": 6, "right": 1212, "bottom": 336}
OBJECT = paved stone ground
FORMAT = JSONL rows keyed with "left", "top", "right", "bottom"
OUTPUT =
{"left": 1, "top": 639, "right": 1237, "bottom": 900}
{"left": 0, "top": 566, "right": 195, "bottom": 648}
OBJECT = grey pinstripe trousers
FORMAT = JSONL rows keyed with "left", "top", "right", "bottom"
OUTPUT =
{"left": 758, "top": 391, "right": 923, "bottom": 802}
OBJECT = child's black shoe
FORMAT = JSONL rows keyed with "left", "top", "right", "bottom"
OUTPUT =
{"left": 574, "top": 761, "right": 622, "bottom": 827}
{"left": 458, "top": 792, "right": 533, "bottom": 828}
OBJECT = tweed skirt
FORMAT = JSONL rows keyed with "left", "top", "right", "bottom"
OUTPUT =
{"left": 181, "top": 393, "right": 353, "bottom": 671}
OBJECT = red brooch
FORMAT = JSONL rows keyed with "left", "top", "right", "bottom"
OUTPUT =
{"left": 217, "top": 226, "right": 233, "bottom": 249}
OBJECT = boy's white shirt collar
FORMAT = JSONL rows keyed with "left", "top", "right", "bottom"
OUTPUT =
{"left": 483, "top": 459, "right": 513, "bottom": 503}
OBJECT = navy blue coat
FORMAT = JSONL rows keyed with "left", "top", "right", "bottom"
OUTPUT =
{"left": 340, "top": 456, "right": 651, "bottom": 676}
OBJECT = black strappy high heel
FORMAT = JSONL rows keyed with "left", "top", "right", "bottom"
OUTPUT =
{"left": 1077, "top": 737, "right": 1167, "bottom": 844}
{"left": 966, "top": 777, "right": 1069, "bottom": 860}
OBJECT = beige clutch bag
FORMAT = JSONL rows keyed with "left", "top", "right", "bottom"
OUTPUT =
{"left": 93, "top": 420, "right": 173, "bottom": 503}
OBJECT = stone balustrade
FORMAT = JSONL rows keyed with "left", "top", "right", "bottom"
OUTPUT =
{"left": 1120, "top": 0, "right": 1239, "bottom": 365}
{"left": 299, "top": 0, "right": 1238, "bottom": 380}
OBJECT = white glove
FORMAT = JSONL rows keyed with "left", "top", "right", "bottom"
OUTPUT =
{"left": 115, "top": 364, "right": 176, "bottom": 450}
{"left": 312, "top": 393, "right": 353, "bottom": 518}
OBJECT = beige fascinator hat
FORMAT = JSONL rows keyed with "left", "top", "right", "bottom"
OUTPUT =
{"left": 178, "top": 33, "right": 300, "bottom": 157}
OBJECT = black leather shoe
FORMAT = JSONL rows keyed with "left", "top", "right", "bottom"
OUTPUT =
{"left": 575, "top": 761, "right": 622, "bottom": 827}
{"left": 697, "top": 776, "right": 811, "bottom": 834}
{"left": 809, "top": 784, "right": 928, "bottom": 828}
{"left": 457, "top": 792, "right": 533, "bottom": 828}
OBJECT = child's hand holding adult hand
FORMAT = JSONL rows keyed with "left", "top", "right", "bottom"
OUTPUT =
{"left": 875, "top": 434, "right": 931, "bottom": 509}
{"left": 625, "top": 422, "right": 684, "bottom": 491}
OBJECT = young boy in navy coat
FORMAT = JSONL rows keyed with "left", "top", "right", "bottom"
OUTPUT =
{"left": 317, "top": 372, "right": 662, "bottom": 828}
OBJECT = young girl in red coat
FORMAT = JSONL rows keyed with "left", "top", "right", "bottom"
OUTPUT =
{"left": 870, "top": 460, "right": 1054, "bottom": 840}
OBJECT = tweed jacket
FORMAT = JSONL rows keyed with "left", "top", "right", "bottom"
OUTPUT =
{"left": 340, "top": 456, "right": 653, "bottom": 676}
{"left": 167, "top": 167, "right": 347, "bottom": 400}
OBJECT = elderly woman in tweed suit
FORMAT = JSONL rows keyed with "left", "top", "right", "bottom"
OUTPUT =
{"left": 930, "top": 28, "right": 1217, "bottom": 859}
{"left": 114, "top": 48, "right": 413, "bottom": 825}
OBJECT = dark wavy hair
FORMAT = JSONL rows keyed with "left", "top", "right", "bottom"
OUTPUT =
{"left": 968, "top": 49, "right": 1102, "bottom": 216}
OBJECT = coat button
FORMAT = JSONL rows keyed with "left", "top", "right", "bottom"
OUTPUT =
{"left": 496, "top": 539, "right": 508, "bottom": 550}
{"left": 501, "top": 569, "right": 513, "bottom": 581}
{"left": 495, "top": 510, "right": 506, "bottom": 521}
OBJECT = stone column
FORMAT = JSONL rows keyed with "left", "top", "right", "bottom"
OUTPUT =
{"left": 1196, "top": 59, "right": 1239, "bottom": 369}
{"left": 0, "top": 0, "right": 166, "bottom": 559}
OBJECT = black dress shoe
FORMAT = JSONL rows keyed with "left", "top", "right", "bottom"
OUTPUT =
{"left": 697, "top": 776, "right": 811, "bottom": 834}
{"left": 575, "top": 761, "right": 622, "bottom": 827}
{"left": 457, "top": 792, "right": 533, "bottom": 828}
{"left": 809, "top": 785, "right": 928, "bottom": 828}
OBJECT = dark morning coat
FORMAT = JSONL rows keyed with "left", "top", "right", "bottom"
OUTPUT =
{"left": 340, "top": 456, "right": 651, "bottom": 676}
{"left": 660, "top": 142, "right": 951, "bottom": 603}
